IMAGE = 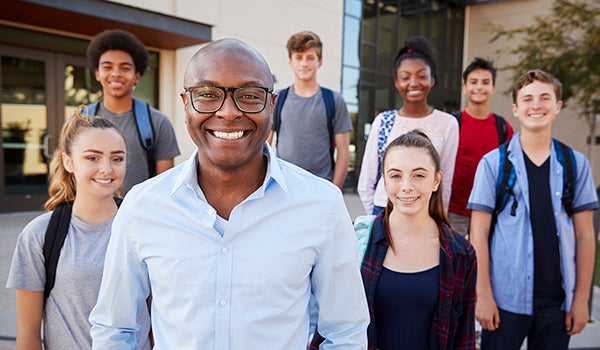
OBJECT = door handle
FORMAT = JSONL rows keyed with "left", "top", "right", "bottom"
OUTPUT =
{"left": 43, "top": 133, "right": 52, "bottom": 160}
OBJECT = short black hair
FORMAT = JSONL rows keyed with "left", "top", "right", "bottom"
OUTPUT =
{"left": 87, "top": 29, "right": 149, "bottom": 76}
{"left": 462, "top": 57, "right": 497, "bottom": 85}
{"left": 393, "top": 36, "right": 438, "bottom": 81}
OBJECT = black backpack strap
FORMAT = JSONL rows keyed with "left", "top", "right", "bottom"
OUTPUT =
{"left": 320, "top": 87, "right": 336, "bottom": 168}
{"left": 43, "top": 202, "right": 73, "bottom": 305}
{"left": 273, "top": 87, "right": 290, "bottom": 141}
{"left": 490, "top": 139, "right": 518, "bottom": 243}
{"left": 132, "top": 99, "right": 156, "bottom": 177}
{"left": 42, "top": 198, "right": 122, "bottom": 305}
{"left": 553, "top": 139, "right": 577, "bottom": 216}
{"left": 451, "top": 111, "right": 462, "bottom": 128}
{"left": 493, "top": 113, "right": 508, "bottom": 144}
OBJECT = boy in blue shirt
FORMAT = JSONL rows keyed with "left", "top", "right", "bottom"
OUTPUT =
{"left": 468, "top": 69, "right": 598, "bottom": 350}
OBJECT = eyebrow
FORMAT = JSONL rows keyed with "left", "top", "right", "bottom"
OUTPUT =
{"left": 99, "top": 61, "right": 134, "bottom": 67}
{"left": 386, "top": 167, "right": 429, "bottom": 173}
{"left": 191, "top": 79, "right": 266, "bottom": 87}
{"left": 82, "top": 149, "right": 126, "bottom": 155}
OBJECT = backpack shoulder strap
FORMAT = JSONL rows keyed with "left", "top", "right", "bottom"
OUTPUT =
{"left": 451, "top": 110, "right": 462, "bottom": 128}
{"left": 375, "top": 110, "right": 397, "bottom": 189}
{"left": 490, "top": 139, "right": 518, "bottom": 242}
{"left": 320, "top": 87, "right": 336, "bottom": 144}
{"left": 493, "top": 113, "right": 508, "bottom": 145}
{"left": 43, "top": 202, "right": 72, "bottom": 304}
{"left": 83, "top": 102, "right": 100, "bottom": 116}
{"left": 553, "top": 139, "right": 577, "bottom": 216}
{"left": 273, "top": 87, "right": 290, "bottom": 137}
{"left": 132, "top": 99, "right": 156, "bottom": 177}
{"left": 320, "top": 87, "right": 336, "bottom": 169}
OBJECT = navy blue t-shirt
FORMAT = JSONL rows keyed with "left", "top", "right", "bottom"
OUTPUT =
{"left": 375, "top": 265, "right": 439, "bottom": 349}
{"left": 524, "top": 152, "right": 564, "bottom": 299}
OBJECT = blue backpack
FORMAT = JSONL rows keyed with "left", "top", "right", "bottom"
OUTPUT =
{"left": 86, "top": 99, "right": 156, "bottom": 177}
{"left": 489, "top": 138, "right": 577, "bottom": 240}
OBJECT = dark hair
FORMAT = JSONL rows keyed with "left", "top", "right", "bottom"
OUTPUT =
{"left": 45, "top": 106, "right": 125, "bottom": 211}
{"left": 462, "top": 57, "right": 497, "bottom": 85}
{"left": 393, "top": 36, "right": 437, "bottom": 81}
{"left": 87, "top": 29, "right": 149, "bottom": 76}
{"left": 512, "top": 69, "right": 562, "bottom": 104}
{"left": 286, "top": 30, "right": 323, "bottom": 59}
{"left": 381, "top": 130, "right": 449, "bottom": 246}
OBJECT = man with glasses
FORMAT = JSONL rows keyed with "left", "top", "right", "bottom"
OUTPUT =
{"left": 90, "top": 38, "right": 369, "bottom": 349}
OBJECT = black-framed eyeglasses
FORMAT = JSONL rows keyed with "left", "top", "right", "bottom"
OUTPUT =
{"left": 184, "top": 86, "right": 273, "bottom": 113}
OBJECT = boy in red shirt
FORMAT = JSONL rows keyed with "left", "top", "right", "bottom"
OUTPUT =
{"left": 449, "top": 57, "right": 514, "bottom": 236}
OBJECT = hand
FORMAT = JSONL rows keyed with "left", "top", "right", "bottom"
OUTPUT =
{"left": 565, "top": 300, "right": 589, "bottom": 335}
{"left": 476, "top": 295, "right": 500, "bottom": 331}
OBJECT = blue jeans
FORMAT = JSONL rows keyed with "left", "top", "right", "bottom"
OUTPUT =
{"left": 481, "top": 296, "right": 569, "bottom": 350}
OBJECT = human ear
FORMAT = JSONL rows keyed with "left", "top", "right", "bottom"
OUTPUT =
{"left": 62, "top": 152, "right": 74, "bottom": 173}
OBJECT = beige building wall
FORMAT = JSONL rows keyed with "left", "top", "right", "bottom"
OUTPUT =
{"left": 464, "top": 0, "right": 600, "bottom": 185}
{"left": 110, "top": 0, "right": 346, "bottom": 161}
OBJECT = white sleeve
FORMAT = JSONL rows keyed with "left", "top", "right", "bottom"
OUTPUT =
{"left": 440, "top": 116, "right": 459, "bottom": 211}
{"left": 90, "top": 213, "right": 150, "bottom": 349}
{"left": 311, "top": 197, "right": 369, "bottom": 349}
{"left": 357, "top": 114, "right": 383, "bottom": 214}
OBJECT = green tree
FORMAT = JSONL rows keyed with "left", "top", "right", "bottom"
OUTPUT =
{"left": 489, "top": 0, "right": 600, "bottom": 158}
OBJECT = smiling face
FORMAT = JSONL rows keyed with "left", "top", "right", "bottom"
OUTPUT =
{"left": 289, "top": 47, "right": 322, "bottom": 83}
{"left": 181, "top": 40, "right": 275, "bottom": 172}
{"left": 95, "top": 50, "right": 140, "bottom": 100}
{"left": 62, "top": 127, "right": 126, "bottom": 200}
{"left": 512, "top": 80, "right": 562, "bottom": 133}
{"left": 394, "top": 58, "right": 434, "bottom": 106}
{"left": 383, "top": 146, "right": 441, "bottom": 218}
{"left": 463, "top": 69, "right": 496, "bottom": 106}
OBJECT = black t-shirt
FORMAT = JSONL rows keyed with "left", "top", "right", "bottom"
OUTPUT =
{"left": 524, "top": 152, "right": 564, "bottom": 299}
{"left": 375, "top": 265, "right": 439, "bottom": 350}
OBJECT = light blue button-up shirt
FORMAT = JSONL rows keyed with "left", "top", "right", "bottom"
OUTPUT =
{"left": 90, "top": 145, "right": 369, "bottom": 349}
{"left": 468, "top": 134, "right": 598, "bottom": 315}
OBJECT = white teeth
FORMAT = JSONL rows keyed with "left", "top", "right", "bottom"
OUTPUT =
{"left": 95, "top": 179, "right": 112, "bottom": 184}
{"left": 529, "top": 113, "right": 544, "bottom": 118}
{"left": 213, "top": 131, "right": 244, "bottom": 140}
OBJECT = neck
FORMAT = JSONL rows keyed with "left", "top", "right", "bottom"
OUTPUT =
{"left": 72, "top": 195, "right": 118, "bottom": 224}
{"left": 465, "top": 103, "right": 491, "bottom": 120}
{"left": 519, "top": 130, "right": 552, "bottom": 159}
{"left": 102, "top": 94, "right": 133, "bottom": 114}
{"left": 293, "top": 80, "right": 319, "bottom": 97}
{"left": 198, "top": 153, "right": 267, "bottom": 220}
{"left": 399, "top": 103, "right": 432, "bottom": 118}
{"left": 388, "top": 208, "right": 438, "bottom": 240}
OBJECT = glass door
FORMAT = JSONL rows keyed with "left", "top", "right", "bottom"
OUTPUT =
{"left": 0, "top": 45, "right": 56, "bottom": 212}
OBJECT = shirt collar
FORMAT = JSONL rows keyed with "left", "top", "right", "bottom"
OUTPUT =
{"left": 169, "top": 143, "right": 289, "bottom": 197}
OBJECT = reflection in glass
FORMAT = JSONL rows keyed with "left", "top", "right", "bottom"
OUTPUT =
{"left": 1, "top": 56, "right": 48, "bottom": 195}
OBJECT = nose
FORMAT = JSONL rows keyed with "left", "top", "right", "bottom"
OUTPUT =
{"left": 400, "top": 177, "right": 413, "bottom": 192}
{"left": 216, "top": 92, "right": 242, "bottom": 120}
{"left": 109, "top": 67, "right": 121, "bottom": 77}
{"left": 99, "top": 159, "right": 112, "bottom": 174}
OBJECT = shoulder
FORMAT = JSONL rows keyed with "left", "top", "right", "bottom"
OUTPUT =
{"left": 440, "top": 224, "right": 476, "bottom": 262}
{"left": 432, "top": 109, "right": 459, "bottom": 125}
{"left": 147, "top": 106, "right": 172, "bottom": 123}
{"left": 126, "top": 160, "right": 186, "bottom": 199}
{"left": 17, "top": 211, "right": 53, "bottom": 246}
{"left": 276, "top": 157, "right": 342, "bottom": 197}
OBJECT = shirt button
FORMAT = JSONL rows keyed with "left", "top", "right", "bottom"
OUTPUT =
{"left": 221, "top": 247, "right": 228, "bottom": 254}
{"left": 555, "top": 191, "right": 561, "bottom": 196}
{"left": 219, "top": 299, "right": 227, "bottom": 306}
